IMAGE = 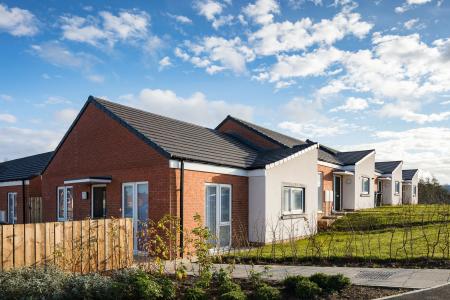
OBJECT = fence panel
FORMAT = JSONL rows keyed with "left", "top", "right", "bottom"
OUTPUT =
{"left": 0, "top": 218, "right": 133, "bottom": 272}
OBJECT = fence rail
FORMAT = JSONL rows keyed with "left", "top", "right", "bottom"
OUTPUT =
{"left": 0, "top": 218, "right": 133, "bottom": 273}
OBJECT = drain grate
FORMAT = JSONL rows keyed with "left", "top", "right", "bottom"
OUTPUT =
{"left": 355, "top": 270, "right": 397, "bottom": 280}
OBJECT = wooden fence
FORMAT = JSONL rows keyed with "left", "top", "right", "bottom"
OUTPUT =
{"left": 0, "top": 218, "right": 133, "bottom": 273}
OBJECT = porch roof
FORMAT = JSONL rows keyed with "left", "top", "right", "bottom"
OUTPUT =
{"left": 64, "top": 176, "right": 112, "bottom": 184}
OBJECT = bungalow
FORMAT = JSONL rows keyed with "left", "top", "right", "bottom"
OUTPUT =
{"left": 402, "top": 169, "right": 419, "bottom": 204}
{"left": 215, "top": 116, "right": 376, "bottom": 214}
{"left": 0, "top": 152, "right": 52, "bottom": 224}
{"left": 41, "top": 96, "right": 320, "bottom": 248}
{"left": 375, "top": 161, "right": 403, "bottom": 205}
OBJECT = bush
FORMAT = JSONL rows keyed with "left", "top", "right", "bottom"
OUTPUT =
{"left": 183, "top": 286, "right": 208, "bottom": 300}
{"left": 220, "top": 289, "right": 247, "bottom": 300}
{"left": 283, "top": 276, "right": 322, "bottom": 300}
{"left": 309, "top": 273, "right": 350, "bottom": 293}
{"left": 111, "top": 268, "right": 163, "bottom": 299}
{"left": 153, "top": 275, "right": 176, "bottom": 299}
{"left": 62, "top": 273, "right": 115, "bottom": 300}
{"left": 0, "top": 266, "right": 68, "bottom": 300}
{"left": 251, "top": 283, "right": 281, "bottom": 300}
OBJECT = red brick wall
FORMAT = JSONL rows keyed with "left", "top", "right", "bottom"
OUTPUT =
{"left": 171, "top": 168, "right": 249, "bottom": 247}
{"left": 42, "top": 103, "right": 172, "bottom": 223}
{"left": 318, "top": 164, "right": 336, "bottom": 216}
{"left": 217, "top": 119, "right": 281, "bottom": 150}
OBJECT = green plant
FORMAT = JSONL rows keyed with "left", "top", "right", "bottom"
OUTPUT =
{"left": 183, "top": 286, "right": 208, "bottom": 300}
{"left": 283, "top": 276, "right": 322, "bottom": 299}
{"left": 62, "top": 273, "right": 115, "bottom": 300}
{"left": 251, "top": 283, "right": 281, "bottom": 300}
{"left": 111, "top": 268, "right": 163, "bottom": 300}
{"left": 283, "top": 275, "right": 307, "bottom": 291}
{"left": 153, "top": 275, "right": 176, "bottom": 299}
{"left": 0, "top": 266, "right": 68, "bottom": 300}
{"left": 220, "top": 289, "right": 247, "bottom": 300}
{"left": 325, "top": 274, "right": 351, "bottom": 292}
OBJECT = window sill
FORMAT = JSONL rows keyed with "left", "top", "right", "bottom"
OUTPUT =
{"left": 360, "top": 193, "right": 370, "bottom": 197}
{"left": 281, "top": 212, "right": 307, "bottom": 220}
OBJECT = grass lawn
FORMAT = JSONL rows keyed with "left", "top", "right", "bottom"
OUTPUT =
{"left": 225, "top": 205, "right": 450, "bottom": 267}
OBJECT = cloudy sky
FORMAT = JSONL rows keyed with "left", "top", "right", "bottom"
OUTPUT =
{"left": 1, "top": 0, "right": 450, "bottom": 183}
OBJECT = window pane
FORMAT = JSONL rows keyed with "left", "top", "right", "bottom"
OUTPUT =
{"left": 362, "top": 178, "right": 369, "bottom": 194}
{"left": 137, "top": 183, "right": 149, "bottom": 222}
{"left": 58, "top": 188, "right": 65, "bottom": 219}
{"left": 123, "top": 185, "right": 134, "bottom": 218}
{"left": 292, "top": 188, "right": 304, "bottom": 211}
{"left": 220, "top": 186, "right": 230, "bottom": 222}
{"left": 206, "top": 186, "right": 217, "bottom": 243}
{"left": 66, "top": 187, "right": 73, "bottom": 220}
{"left": 317, "top": 173, "right": 323, "bottom": 211}
{"left": 219, "top": 225, "right": 230, "bottom": 248}
{"left": 8, "top": 193, "right": 16, "bottom": 224}
{"left": 283, "top": 188, "right": 290, "bottom": 212}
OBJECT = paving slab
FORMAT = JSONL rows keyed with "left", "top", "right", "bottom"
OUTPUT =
{"left": 377, "top": 282, "right": 450, "bottom": 299}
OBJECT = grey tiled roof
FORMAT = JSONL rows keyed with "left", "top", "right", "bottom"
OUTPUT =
{"left": 337, "top": 150, "right": 375, "bottom": 165}
{"left": 218, "top": 116, "right": 307, "bottom": 148}
{"left": 0, "top": 152, "right": 53, "bottom": 182}
{"left": 375, "top": 161, "right": 402, "bottom": 174}
{"left": 402, "top": 169, "right": 418, "bottom": 180}
{"left": 90, "top": 97, "right": 315, "bottom": 169}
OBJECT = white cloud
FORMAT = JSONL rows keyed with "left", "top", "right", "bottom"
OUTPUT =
{"left": 243, "top": 0, "right": 280, "bottom": 25}
{"left": 248, "top": 10, "right": 372, "bottom": 56}
{"left": 86, "top": 74, "right": 105, "bottom": 83}
{"left": 395, "top": 0, "right": 433, "bottom": 13}
{"left": 0, "top": 94, "right": 13, "bottom": 101}
{"left": 167, "top": 13, "right": 192, "bottom": 24}
{"left": 30, "top": 41, "right": 99, "bottom": 70}
{"left": 159, "top": 56, "right": 172, "bottom": 70}
{"left": 0, "top": 4, "right": 38, "bottom": 36}
{"left": 181, "top": 37, "right": 255, "bottom": 74}
{"left": 0, "top": 114, "right": 17, "bottom": 123}
{"left": 404, "top": 18, "right": 419, "bottom": 30}
{"left": 330, "top": 97, "right": 369, "bottom": 112}
{"left": 120, "top": 88, "right": 254, "bottom": 127}
{"left": 55, "top": 108, "right": 78, "bottom": 125}
{"left": 60, "top": 10, "right": 150, "bottom": 47}
{"left": 195, "top": 0, "right": 224, "bottom": 20}
{"left": 38, "top": 96, "right": 72, "bottom": 106}
{"left": 0, "top": 127, "right": 62, "bottom": 162}
{"left": 379, "top": 104, "right": 450, "bottom": 123}
{"left": 343, "top": 127, "right": 450, "bottom": 184}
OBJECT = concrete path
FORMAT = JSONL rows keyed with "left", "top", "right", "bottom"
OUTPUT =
{"left": 162, "top": 262, "right": 450, "bottom": 289}
{"left": 377, "top": 282, "right": 450, "bottom": 299}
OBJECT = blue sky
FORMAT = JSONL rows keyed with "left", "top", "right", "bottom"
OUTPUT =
{"left": 1, "top": 0, "right": 450, "bottom": 183}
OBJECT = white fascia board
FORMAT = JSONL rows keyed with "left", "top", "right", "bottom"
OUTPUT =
{"left": 169, "top": 159, "right": 264, "bottom": 177}
{"left": 265, "top": 144, "right": 318, "bottom": 170}
{"left": 64, "top": 178, "right": 112, "bottom": 184}
{"left": 355, "top": 150, "right": 375, "bottom": 166}
{"left": 333, "top": 171, "right": 354, "bottom": 176}
{"left": 392, "top": 162, "right": 403, "bottom": 174}
{"left": 0, "top": 180, "right": 30, "bottom": 187}
{"left": 374, "top": 171, "right": 382, "bottom": 176}
{"left": 318, "top": 160, "right": 342, "bottom": 169}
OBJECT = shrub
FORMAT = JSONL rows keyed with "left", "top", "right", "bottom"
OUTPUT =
{"left": 62, "top": 273, "right": 115, "bottom": 300}
{"left": 309, "top": 273, "right": 350, "bottom": 293}
{"left": 111, "top": 268, "right": 163, "bottom": 299}
{"left": 0, "top": 266, "right": 68, "bottom": 300}
{"left": 153, "top": 275, "right": 176, "bottom": 299}
{"left": 214, "top": 268, "right": 242, "bottom": 295}
{"left": 283, "top": 276, "right": 322, "bottom": 300}
{"left": 220, "top": 289, "right": 247, "bottom": 300}
{"left": 183, "top": 286, "right": 208, "bottom": 300}
{"left": 251, "top": 283, "right": 281, "bottom": 300}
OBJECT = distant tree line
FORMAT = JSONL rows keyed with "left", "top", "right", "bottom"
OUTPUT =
{"left": 419, "top": 177, "right": 450, "bottom": 204}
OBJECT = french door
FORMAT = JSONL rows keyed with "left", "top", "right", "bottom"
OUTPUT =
{"left": 7, "top": 192, "right": 17, "bottom": 224}
{"left": 57, "top": 186, "right": 73, "bottom": 221}
{"left": 205, "top": 184, "right": 231, "bottom": 249}
{"left": 333, "top": 175, "right": 342, "bottom": 211}
{"left": 122, "top": 182, "right": 149, "bottom": 251}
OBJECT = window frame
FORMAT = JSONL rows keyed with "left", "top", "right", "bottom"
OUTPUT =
{"left": 413, "top": 185, "right": 417, "bottom": 197}
{"left": 361, "top": 176, "right": 370, "bottom": 195}
{"left": 317, "top": 172, "right": 323, "bottom": 212}
{"left": 395, "top": 181, "right": 400, "bottom": 195}
{"left": 7, "top": 192, "right": 17, "bottom": 224}
{"left": 57, "top": 186, "right": 73, "bottom": 222}
{"left": 282, "top": 186, "right": 306, "bottom": 214}
{"left": 204, "top": 183, "right": 232, "bottom": 249}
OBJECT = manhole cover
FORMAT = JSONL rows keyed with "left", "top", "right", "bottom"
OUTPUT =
{"left": 355, "top": 270, "right": 397, "bottom": 280}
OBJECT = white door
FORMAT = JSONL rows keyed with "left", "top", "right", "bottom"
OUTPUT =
{"left": 205, "top": 184, "right": 231, "bottom": 249}
{"left": 122, "top": 182, "right": 148, "bottom": 251}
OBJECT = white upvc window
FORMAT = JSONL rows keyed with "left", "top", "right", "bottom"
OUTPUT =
{"left": 413, "top": 185, "right": 417, "bottom": 197}
{"left": 395, "top": 181, "right": 400, "bottom": 195}
{"left": 7, "top": 192, "right": 17, "bottom": 224}
{"left": 283, "top": 186, "right": 305, "bottom": 214}
{"left": 361, "top": 177, "right": 370, "bottom": 195}
{"left": 57, "top": 186, "right": 73, "bottom": 221}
